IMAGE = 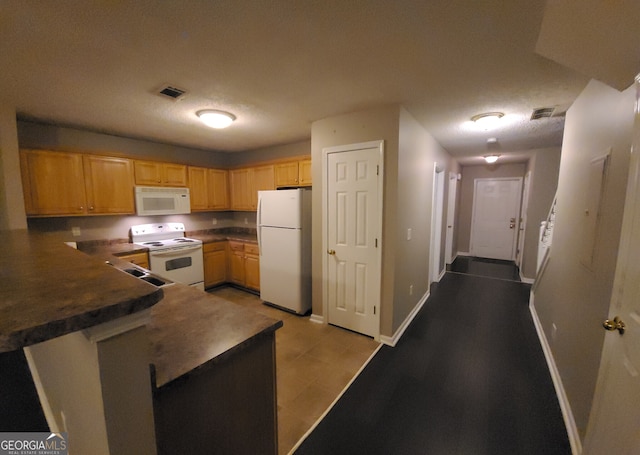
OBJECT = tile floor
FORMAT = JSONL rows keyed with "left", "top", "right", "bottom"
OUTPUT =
{"left": 208, "top": 286, "right": 380, "bottom": 455}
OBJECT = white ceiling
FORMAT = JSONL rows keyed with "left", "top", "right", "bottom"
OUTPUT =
{"left": 0, "top": 1, "right": 595, "bottom": 162}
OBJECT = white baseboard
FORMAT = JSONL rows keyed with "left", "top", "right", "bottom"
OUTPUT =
{"left": 520, "top": 273, "right": 535, "bottom": 284}
{"left": 457, "top": 251, "right": 471, "bottom": 257}
{"left": 379, "top": 290, "right": 429, "bottom": 347}
{"left": 529, "top": 293, "right": 582, "bottom": 455}
{"left": 309, "top": 314, "right": 324, "bottom": 324}
{"left": 438, "top": 268, "right": 446, "bottom": 281}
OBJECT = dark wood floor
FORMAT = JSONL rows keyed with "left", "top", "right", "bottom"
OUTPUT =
{"left": 296, "top": 262, "right": 570, "bottom": 454}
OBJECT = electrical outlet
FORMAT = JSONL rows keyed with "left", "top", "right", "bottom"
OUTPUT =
{"left": 407, "top": 228, "right": 412, "bottom": 240}
{"left": 212, "top": 218, "right": 217, "bottom": 225}
{"left": 409, "top": 284, "right": 413, "bottom": 295}
{"left": 244, "top": 218, "right": 248, "bottom": 225}
{"left": 71, "top": 227, "right": 81, "bottom": 237}
{"left": 551, "top": 323, "right": 558, "bottom": 341}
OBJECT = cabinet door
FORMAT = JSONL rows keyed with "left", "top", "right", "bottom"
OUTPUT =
{"left": 275, "top": 162, "right": 299, "bottom": 187}
{"left": 250, "top": 165, "right": 275, "bottom": 210}
{"left": 228, "top": 250, "right": 246, "bottom": 285}
{"left": 83, "top": 155, "right": 135, "bottom": 214}
{"left": 230, "top": 169, "right": 252, "bottom": 211}
{"left": 134, "top": 160, "right": 163, "bottom": 186}
{"left": 208, "top": 169, "right": 229, "bottom": 210}
{"left": 20, "top": 149, "right": 87, "bottom": 215}
{"left": 188, "top": 166, "right": 209, "bottom": 211}
{"left": 204, "top": 243, "right": 227, "bottom": 288}
{"left": 245, "top": 244, "right": 260, "bottom": 291}
{"left": 299, "top": 159, "right": 312, "bottom": 186}
{"left": 163, "top": 163, "right": 188, "bottom": 186}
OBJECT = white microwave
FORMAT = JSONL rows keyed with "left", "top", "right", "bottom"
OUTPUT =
{"left": 135, "top": 186, "right": 191, "bottom": 216}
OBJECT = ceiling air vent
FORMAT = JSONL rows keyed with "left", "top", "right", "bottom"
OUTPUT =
{"left": 530, "top": 107, "right": 555, "bottom": 120}
{"left": 157, "top": 85, "right": 187, "bottom": 101}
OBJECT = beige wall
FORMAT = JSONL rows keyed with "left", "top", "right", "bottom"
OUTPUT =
{"left": 456, "top": 162, "right": 527, "bottom": 254}
{"left": 226, "top": 140, "right": 311, "bottom": 167}
{"left": 533, "top": 80, "right": 634, "bottom": 439}
{"left": 0, "top": 105, "right": 27, "bottom": 230}
{"left": 311, "top": 105, "right": 453, "bottom": 338}
{"left": 521, "top": 147, "right": 561, "bottom": 279}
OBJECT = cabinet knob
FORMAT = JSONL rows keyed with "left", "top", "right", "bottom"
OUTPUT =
{"left": 89, "top": 206, "right": 94, "bottom": 211}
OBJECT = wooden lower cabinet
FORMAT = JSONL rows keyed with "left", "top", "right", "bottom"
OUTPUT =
{"left": 225, "top": 240, "right": 260, "bottom": 291}
{"left": 203, "top": 242, "right": 227, "bottom": 288}
{"left": 118, "top": 251, "right": 149, "bottom": 270}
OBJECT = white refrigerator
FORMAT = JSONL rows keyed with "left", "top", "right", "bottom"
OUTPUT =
{"left": 258, "top": 189, "right": 312, "bottom": 314}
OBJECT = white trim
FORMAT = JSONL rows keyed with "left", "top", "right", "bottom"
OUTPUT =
{"left": 289, "top": 342, "right": 384, "bottom": 454}
{"left": 309, "top": 314, "right": 324, "bottom": 324}
{"left": 322, "top": 140, "right": 384, "bottom": 339}
{"left": 457, "top": 251, "right": 471, "bottom": 257}
{"left": 430, "top": 163, "right": 445, "bottom": 283}
{"left": 379, "top": 290, "right": 429, "bottom": 347}
{"left": 23, "top": 347, "right": 59, "bottom": 433}
{"left": 438, "top": 268, "right": 446, "bottom": 281}
{"left": 519, "top": 272, "right": 535, "bottom": 284}
{"left": 529, "top": 294, "right": 582, "bottom": 455}
{"left": 83, "top": 308, "right": 151, "bottom": 343}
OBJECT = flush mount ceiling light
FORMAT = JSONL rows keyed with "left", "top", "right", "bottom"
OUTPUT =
{"left": 484, "top": 155, "right": 500, "bottom": 164}
{"left": 197, "top": 110, "right": 236, "bottom": 129}
{"left": 471, "top": 112, "right": 504, "bottom": 129}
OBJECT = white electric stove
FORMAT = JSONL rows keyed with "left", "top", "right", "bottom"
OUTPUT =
{"left": 131, "top": 223, "right": 204, "bottom": 290}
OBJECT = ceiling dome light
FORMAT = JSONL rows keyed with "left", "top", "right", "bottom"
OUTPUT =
{"left": 197, "top": 110, "right": 236, "bottom": 129}
{"left": 484, "top": 155, "right": 500, "bottom": 164}
{"left": 471, "top": 112, "right": 504, "bottom": 129}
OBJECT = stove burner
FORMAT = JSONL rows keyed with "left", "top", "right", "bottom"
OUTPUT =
{"left": 174, "top": 238, "right": 194, "bottom": 243}
{"left": 143, "top": 241, "right": 164, "bottom": 246}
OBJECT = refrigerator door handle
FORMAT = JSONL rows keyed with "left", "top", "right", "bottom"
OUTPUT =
{"left": 257, "top": 192, "right": 262, "bottom": 255}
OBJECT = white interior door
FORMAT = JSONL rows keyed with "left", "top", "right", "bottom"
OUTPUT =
{"left": 445, "top": 172, "right": 458, "bottom": 264}
{"left": 430, "top": 165, "right": 445, "bottom": 283}
{"left": 470, "top": 177, "right": 522, "bottom": 260}
{"left": 583, "top": 77, "right": 640, "bottom": 455}
{"left": 324, "top": 141, "right": 382, "bottom": 338}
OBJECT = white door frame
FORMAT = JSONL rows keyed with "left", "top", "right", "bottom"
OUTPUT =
{"left": 470, "top": 177, "right": 523, "bottom": 261}
{"left": 430, "top": 163, "right": 445, "bottom": 283}
{"left": 322, "top": 140, "right": 384, "bottom": 340}
{"left": 517, "top": 171, "right": 531, "bottom": 269}
{"left": 445, "top": 172, "right": 458, "bottom": 264}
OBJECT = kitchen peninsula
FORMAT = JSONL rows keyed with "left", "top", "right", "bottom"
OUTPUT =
{"left": 0, "top": 230, "right": 282, "bottom": 455}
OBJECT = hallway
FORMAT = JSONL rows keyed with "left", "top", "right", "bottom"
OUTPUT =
{"left": 296, "top": 265, "right": 570, "bottom": 454}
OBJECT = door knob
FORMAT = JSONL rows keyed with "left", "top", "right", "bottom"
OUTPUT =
{"left": 603, "top": 316, "right": 626, "bottom": 335}
{"left": 327, "top": 249, "right": 336, "bottom": 255}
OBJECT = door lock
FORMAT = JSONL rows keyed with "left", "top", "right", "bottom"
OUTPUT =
{"left": 603, "top": 316, "right": 626, "bottom": 335}
{"left": 327, "top": 249, "right": 336, "bottom": 255}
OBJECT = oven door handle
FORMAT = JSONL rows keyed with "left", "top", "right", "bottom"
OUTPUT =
{"left": 150, "top": 245, "right": 202, "bottom": 257}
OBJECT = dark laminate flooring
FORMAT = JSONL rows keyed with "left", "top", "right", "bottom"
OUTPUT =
{"left": 296, "top": 266, "right": 570, "bottom": 454}
{"left": 449, "top": 255, "right": 522, "bottom": 281}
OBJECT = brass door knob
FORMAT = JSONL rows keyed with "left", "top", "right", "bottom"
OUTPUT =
{"left": 603, "top": 316, "right": 625, "bottom": 335}
{"left": 327, "top": 249, "right": 336, "bottom": 255}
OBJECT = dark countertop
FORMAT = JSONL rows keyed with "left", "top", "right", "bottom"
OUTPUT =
{"left": 148, "top": 284, "right": 282, "bottom": 387}
{"left": 79, "top": 232, "right": 280, "bottom": 389}
{"left": 0, "top": 230, "right": 164, "bottom": 353}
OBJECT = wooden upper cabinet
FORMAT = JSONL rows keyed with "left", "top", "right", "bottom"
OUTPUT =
{"left": 208, "top": 168, "right": 229, "bottom": 210}
{"left": 274, "top": 159, "right": 312, "bottom": 188}
{"left": 250, "top": 165, "right": 275, "bottom": 210}
{"left": 20, "top": 149, "right": 87, "bottom": 216}
{"left": 230, "top": 168, "right": 252, "bottom": 211}
{"left": 134, "top": 160, "right": 187, "bottom": 187}
{"left": 299, "top": 159, "right": 312, "bottom": 186}
{"left": 189, "top": 166, "right": 229, "bottom": 211}
{"left": 188, "top": 166, "right": 209, "bottom": 211}
{"left": 20, "top": 150, "right": 135, "bottom": 216}
{"left": 275, "top": 162, "right": 300, "bottom": 187}
{"left": 83, "top": 155, "right": 135, "bottom": 214}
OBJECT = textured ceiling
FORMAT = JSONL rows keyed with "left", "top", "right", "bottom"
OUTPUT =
{"left": 0, "top": 1, "right": 592, "bottom": 161}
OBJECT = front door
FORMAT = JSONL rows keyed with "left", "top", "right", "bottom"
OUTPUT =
{"left": 445, "top": 172, "right": 458, "bottom": 264}
{"left": 470, "top": 178, "right": 522, "bottom": 260}
{"left": 324, "top": 141, "right": 382, "bottom": 338}
{"left": 583, "top": 77, "right": 640, "bottom": 455}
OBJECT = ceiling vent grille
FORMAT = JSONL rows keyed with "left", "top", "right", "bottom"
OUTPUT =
{"left": 157, "top": 85, "right": 187, "bottom": 101}
{"left": 530, "top": 107, "right": 556, "bottom": 120}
